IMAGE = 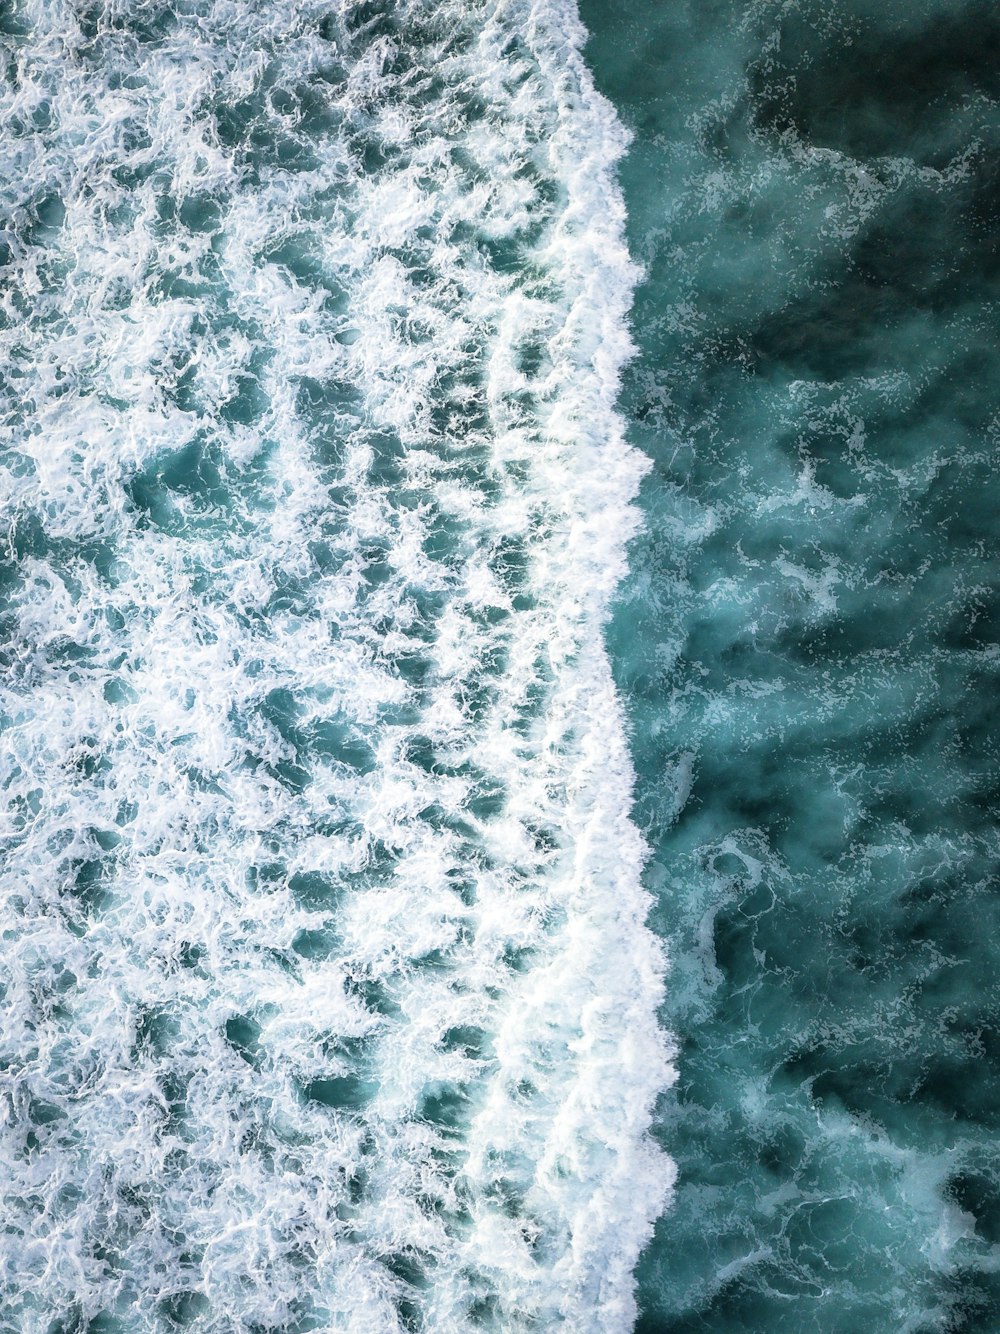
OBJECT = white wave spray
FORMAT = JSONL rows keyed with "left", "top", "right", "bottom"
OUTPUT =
{"left": 0, "top": 0, "right": 675, "bottom": 1328}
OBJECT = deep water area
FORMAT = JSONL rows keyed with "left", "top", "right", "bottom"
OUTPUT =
{"left": 580, "top": 0, "right": 1000, "bottom": 1329}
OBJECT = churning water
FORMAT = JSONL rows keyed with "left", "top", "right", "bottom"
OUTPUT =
{"left": 584, "top": 0, "right": 1000, "bottom": 1329}
{"left": 3, "top": 0, "right": 1000, "bottom": 1330}
{"left": 0, "top": 2, "right": 671, "bottom": 1329}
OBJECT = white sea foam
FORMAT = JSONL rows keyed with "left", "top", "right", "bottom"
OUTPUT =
{"left": 0, "top": 0, "right": 674, "bottom": 1328}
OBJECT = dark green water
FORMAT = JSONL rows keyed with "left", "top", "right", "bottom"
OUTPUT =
{"left": 581, "top": 0, "right": 1000, "bottom": 1329}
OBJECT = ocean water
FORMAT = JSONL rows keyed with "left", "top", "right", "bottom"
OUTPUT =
{"left": 0, "top": 2, "right": 670, "bottom": 1329}
{"left": 580, "top": 0, "right": 1000, "bottom": 1329}
{"left": 1, "top": 0, "right": 998, "bottom": 1331}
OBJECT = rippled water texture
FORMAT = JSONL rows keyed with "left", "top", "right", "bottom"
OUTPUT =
{"left": 0, "top": 2, "right": 672, "bottom": 1329}
{"left": 581, "top": 0, "right": 1000, "bottom": 1329}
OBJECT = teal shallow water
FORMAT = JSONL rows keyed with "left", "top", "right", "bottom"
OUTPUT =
{"left": 581, "top": 0, "right": 1000, "bottom": 1328}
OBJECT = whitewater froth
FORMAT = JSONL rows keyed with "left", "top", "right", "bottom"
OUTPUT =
{"left": 0, "top": 0, "right": 674, "bottom": 1328}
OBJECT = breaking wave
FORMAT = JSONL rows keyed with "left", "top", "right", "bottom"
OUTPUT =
{"left": 0, "top": 0, "right": 673, "bottom": 1328}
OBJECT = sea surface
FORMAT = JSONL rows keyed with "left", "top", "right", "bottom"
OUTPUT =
{"left": 0, "top": 1, "right": 669, "bottom": 1329}
{"left": 582, "top": 0, "right": 1000, "bottom": 1329}
{"left": 0, "top": 0, "right": 998, "bottom": 1331}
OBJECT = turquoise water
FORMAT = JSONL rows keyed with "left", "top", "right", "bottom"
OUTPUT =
{"left": 0, "top": 2, "right": 667, "bottom": 1329}
{"left": 581, "top": 0, "right": 1000, "bottom": 1329}
{"left": 1, "top": 0, "right": 998, "bottom": 1329}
